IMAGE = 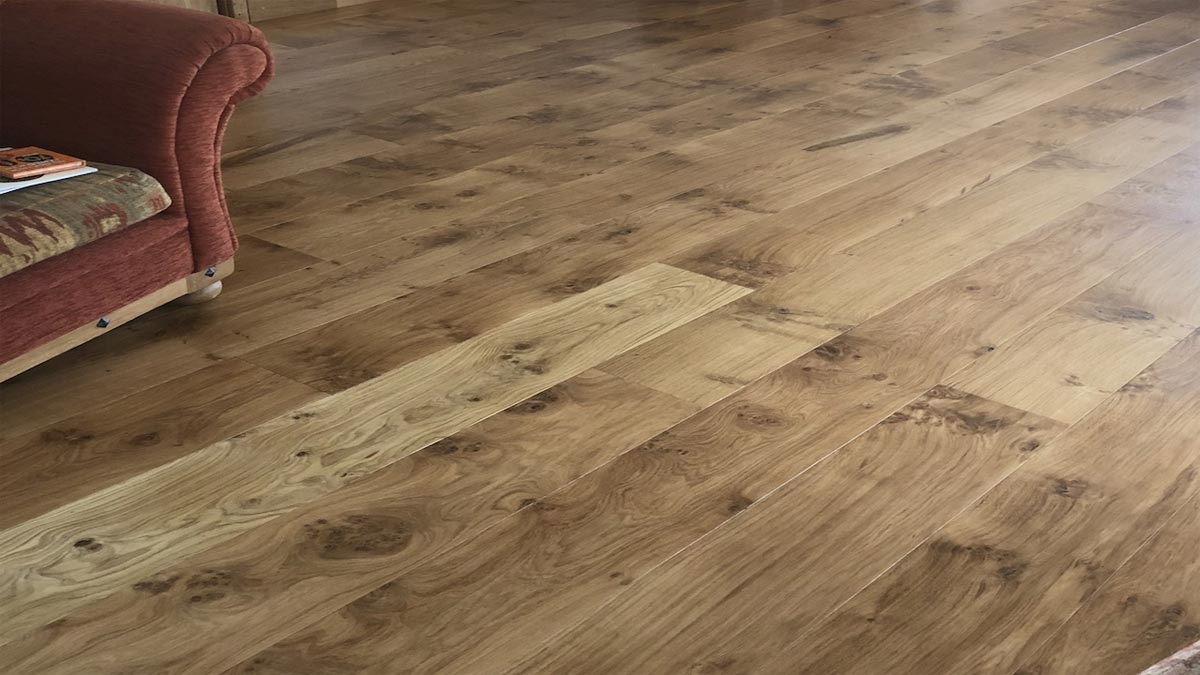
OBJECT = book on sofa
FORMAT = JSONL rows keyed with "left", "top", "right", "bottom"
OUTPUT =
{"left": 0, "top": 146, "right": 86, "bottom": 178}
{"left": 0, "top": 147, "right": 98, "bottom": 195}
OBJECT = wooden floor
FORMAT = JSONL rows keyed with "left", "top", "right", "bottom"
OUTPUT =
{"left": 3, "top": 0, "right": 1200, "bottom": 672}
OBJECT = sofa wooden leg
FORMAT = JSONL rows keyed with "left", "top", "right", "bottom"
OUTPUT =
{"left": 175, "top": 280, "right": 223, "bottom": 305}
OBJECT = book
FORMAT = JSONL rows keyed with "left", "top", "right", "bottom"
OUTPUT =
{"left": 0, "top": 166, "right": 99, "bottom": 195}
{"left": 0, "top": 146, "right": 86, "bottom": 179}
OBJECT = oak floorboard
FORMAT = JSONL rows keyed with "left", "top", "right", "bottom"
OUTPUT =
{"left": 0, "top": 335, "right": 218, "bottom": 440}
{"left": 948, "top": 224, "right": 1200, "bottom": 424}
{"left": 159, "top": 7, "right": 1179, "bottom": 364}
{"left": 5, "top": 0, "right": 1200, "bottom": 672}
{"left": 220, "top": 130, "right": 401, "bottom": 191}
{"left": 243, "top": 191, "right": 790, "bottom": 392}
{"left": 1010, "top": 489, "right": 1200, "bottom": 675}
{"left": 219, "top": 235, "right": 323, "bottom": 293}
{"left": 225, "top": 0, "right": 1068, "bottom": 235}
{"left": 0, "top": 371, "right": 699, "bottom": 675}
{"left": 1093, "top": 136, "right": 1200, "bottom": 221}
{"left": 236, "top": 0, "right": 1051, "bottom": 243}
{"left": 772, "top": 329, "right": 1200, "bottom": 675}
{"left": 238, "top": 30, "right": 1079, "bottom": 393}
{"left": 507, "top": 387, "right": 1065, "bottom": 674}
{"left": 218, "top": 198, "right": 1170, "bottom": 675}
{"left": 0, "top": 360, "right": 322, "bottom": 529}
{"left": 505, "top": 162, "right": 1200, "bottom": 674}
{"left": 603, "top": 113, "right": 1197, "bottom": 405}
{"left": 224, "top": 0, "right": 821, "bottom": 156}
{"left": 671, "top": 39, "right": 1200, "bottom": 288}
{"left": 0, "top": 264, "right": 746, "bottom": 645}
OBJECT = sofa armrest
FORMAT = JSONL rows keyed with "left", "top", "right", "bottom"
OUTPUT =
{"left": 0, "top": 0, "right": 273, "bottom": 271}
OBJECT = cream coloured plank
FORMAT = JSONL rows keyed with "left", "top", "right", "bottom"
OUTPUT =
{"left": 0, "top": 370, "right": 700, "bottom": 675}
{"left": 0, "top": 263, "right": 748, "bottom": 644}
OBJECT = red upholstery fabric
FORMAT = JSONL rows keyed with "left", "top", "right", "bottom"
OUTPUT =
{"left": 0, "top": 0, "right": 273, "bottom": 364}
{"left": 0, "top": 213, "right": 189, "bottom": 313}
{"left": 0, "top": 0, "right": 273, "bottom": 271}
{"left": 0, "top": 214, "right": 193, "bottom": 360}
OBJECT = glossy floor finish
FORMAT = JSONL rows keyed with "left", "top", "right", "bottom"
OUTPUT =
{"left": 3, "top": 0, "right": 1200, "bottom": 672}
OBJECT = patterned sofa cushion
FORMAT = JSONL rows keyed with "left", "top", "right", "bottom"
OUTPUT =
{"left": 1143, "top": 641, "right": 1200, "bottom": 675}
{"left": 0, "top": 162, "right": 171, "bottom": 279}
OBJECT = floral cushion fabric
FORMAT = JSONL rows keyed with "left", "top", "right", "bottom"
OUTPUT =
{"left": 1144, "top": 641, "right": 1200, "bottom": 675}
{"left": 0, "top": 162, "right": 171, "bottom": 279}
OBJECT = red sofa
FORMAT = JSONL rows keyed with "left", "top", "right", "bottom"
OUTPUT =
{"left": 0, "top": 0, "right": 273, "bottom": 377}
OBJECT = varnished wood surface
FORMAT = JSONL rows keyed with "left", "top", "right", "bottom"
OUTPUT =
{"left": 1, "top": 0, "right": 1199, "bottom": 672}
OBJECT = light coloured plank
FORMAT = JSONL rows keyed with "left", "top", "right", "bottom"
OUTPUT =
{"left": 1092, "top": 138, "right": 1200, "bottom": 221}
{"left": 0, "top": 370, "right": 699, "bottom": 675}
{"left": 0, "top": 263, "right": 748, "bottom": 645}
{"left": 243, "top": 190, "right": 782, "bottom": 392}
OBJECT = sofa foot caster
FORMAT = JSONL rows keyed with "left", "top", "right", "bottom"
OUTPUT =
{"left": 175, "top": 280, "right": 223, "bottom": 305}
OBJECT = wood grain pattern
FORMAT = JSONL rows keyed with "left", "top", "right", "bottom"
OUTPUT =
{"left": 219, "top": 234, "right": 323, "bottom": 292}
{"left": 603, "top": 113, "right": 1195, "bottom": 404}
{"left": 242, "top": 191, "right": 784, "bottom": 392}
{"left": 509, "top": 387, "right": 1065, "bottom": 674}
{"left": 232, "top": 7, "right": 1199, "bottom": 398}
{"left": 1012, "top": 489, "right": 1200, "bottom": 675}
{"left": 768, "top": 329, "right": 1200, "bottom": 675}
{"left": 5, "top": 0, "right": 1200, "bottom": 672}
{"left": 220, "top": 130, "right": 399, "bottom": 190}
{"left": 0, "top": 264, "right": 745, "bottom": 643}
{"left": 217, "top": 198, "right": 1171, "bottom": 675}
{"left": 949, "top": 222, "right": 1200, "bottom": 423}
{"left": 0, "top": 370, "right": 699, "bottom": 675}
{"left": 0, "top": 335, "right": 218, "bottom": 440}
{"left": 0, "top": 359, "right": 320, "bottom": 529}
